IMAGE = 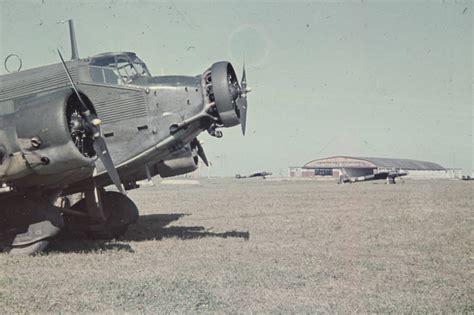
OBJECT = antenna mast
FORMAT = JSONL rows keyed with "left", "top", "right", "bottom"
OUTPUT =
{"left": 68, "top": 19, "right": 79, "bottom": 60}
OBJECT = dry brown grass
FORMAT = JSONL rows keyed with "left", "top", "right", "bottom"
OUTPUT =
{"left": 0, "top": 178, "right": 472, "bottom": 312}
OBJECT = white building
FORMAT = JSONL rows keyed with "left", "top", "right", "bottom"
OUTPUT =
{"left": 289, "top": 156, "right": 461, "bottom": 179}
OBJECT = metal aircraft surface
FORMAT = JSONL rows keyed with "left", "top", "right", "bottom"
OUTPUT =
{"left": 338, "top": 169, "right": 408, "bottom": 184}
{"left": 0, "top": 20, "right": 250, "bottom": 254}
{"left": 235, "top": 171, "right": 272, "bottom": 179}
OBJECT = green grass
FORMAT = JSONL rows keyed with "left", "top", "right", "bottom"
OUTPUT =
{"left": 0, "top": 179, "right": 472, "bottom": 312}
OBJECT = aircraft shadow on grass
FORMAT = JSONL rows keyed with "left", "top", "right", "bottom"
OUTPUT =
{"left": 48, "top": 213, "right": 249, "bottom": 254}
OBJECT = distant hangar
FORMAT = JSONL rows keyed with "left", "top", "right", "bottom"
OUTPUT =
{"left": 289, "top": 156, "right": 461, "bottom": 179}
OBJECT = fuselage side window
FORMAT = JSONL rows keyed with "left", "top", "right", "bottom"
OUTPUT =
{"left": 90, "top": 67, "right": 104, "bottom": 83}
{"left": 89, "top": 66, "right": 119, "bottom": 85}
{"left": 104, "top": 68, "right": 119, "bottom": 84}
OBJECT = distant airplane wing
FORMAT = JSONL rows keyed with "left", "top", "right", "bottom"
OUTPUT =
{"left": 349, "top": 172, "right": 389, "bottom": 183}
{"left": 372, "top": 172, "right": 389, "bottom": 180}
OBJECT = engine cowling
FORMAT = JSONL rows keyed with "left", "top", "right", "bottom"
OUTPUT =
{"left": 1, "top": 88, "right": 97, "bottom": 182}
{"left": 204, "top": 62, "right": 241, "bottom": 127}
{"left": 155, "top": 147, "right": 198, "bottom": 178}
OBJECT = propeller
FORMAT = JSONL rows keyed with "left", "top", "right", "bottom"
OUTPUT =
{"left": 236, "top": 65, "right": 248, "bottom": 135}
{"left": 191, "top": 138, "right": 209, "bottom": 167}
{"left": 207, "top": 61, "right": 250, "bottom": 132}
{"left": 195, "top": 141, "right": 209, "bottom": 167}
{"left": 57, "top": 49, "right": 125, "bottom": 194}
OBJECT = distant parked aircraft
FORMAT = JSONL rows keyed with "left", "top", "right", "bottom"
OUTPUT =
{"left": 236, "top": 171, "right": 272, "bottom": 179}
{"left": 338, "top": 169, "right": 407, "bottom": 184}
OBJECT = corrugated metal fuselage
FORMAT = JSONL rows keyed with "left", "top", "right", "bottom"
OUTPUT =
{"left": 0, "top": 57, "right": 207, "bottom": 191}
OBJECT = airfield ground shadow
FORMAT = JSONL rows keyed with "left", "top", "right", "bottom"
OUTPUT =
{"left": 48, "top": 213, "right": 249, "bottom": 254}
{"left": 124, "top": 213, "right": 250, "bottom": 242}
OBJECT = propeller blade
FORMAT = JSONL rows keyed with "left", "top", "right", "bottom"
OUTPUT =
{"left": 237, "top": 96, "right": 247, "bottom": 136}
{"left": 238, "top": 65, "right": 248, "bottom": 136}
{"left": 241, "top": 64, "right": 247, "bottom": 91}
{"left": 58, "top": 49, "right": 124, "bottom": 194}
{"left": 93, "top": 137, "right": 125, "bottom": 194}
{"left": 191, "top": 138, "right": 209, "bottom": 167}
{"left": 57, "top": 49, "right": 90, "bottom": 115}
{"left": 196, "top": 141, "right": 209, "bottom": 167}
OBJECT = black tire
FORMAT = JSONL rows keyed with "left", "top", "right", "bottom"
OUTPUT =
{"left": 9, "top": 240, "right": 49, "bottom": 256}
{"left": 70, "top": 191, "right": 139, "bottom": 240}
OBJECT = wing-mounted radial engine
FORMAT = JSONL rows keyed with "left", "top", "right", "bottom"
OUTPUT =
{"left": 166, "top": 61, "right": 249, "bottom": 140}
{"left": 202, "top": 61, "right": 249, "bottom": 137}
{"left": 0, "top": 88, "right": 98, "bottom": 188}
{"left": 146, "top": 61, "right": 248, "bottom": 181}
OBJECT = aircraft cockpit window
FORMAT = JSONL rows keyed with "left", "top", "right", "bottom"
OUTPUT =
{"left": 130, "top": 56, "right": 150, "bottom": 77}
{"left": 89, "top": 53, "right": 151, "bottom": 85}
{"left": 116, "top": 56, "right": 138, "bottom": 83}
{"left": 116, "top": 56, "right": 151, "bottom": 83}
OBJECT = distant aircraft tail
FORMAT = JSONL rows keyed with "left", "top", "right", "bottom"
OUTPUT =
{"left": 337, "top": 170, "right": 351, "bottom": 184}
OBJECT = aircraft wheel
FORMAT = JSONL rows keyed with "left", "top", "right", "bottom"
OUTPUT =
{"left": 8, "top": 240, "right": 49, "bottom": 256}
{"left": 0, "top": 197, "right": 63, "bottom": 255}
{"left": 70, "top": 191, "right": 139, "bottom": 240}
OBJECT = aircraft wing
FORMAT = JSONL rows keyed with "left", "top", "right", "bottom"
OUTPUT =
{"left": 372, "top": 172, "right": 390, "bottom": 180}
{"left": 350, "top": 172, "right": 389, "bottom": 183}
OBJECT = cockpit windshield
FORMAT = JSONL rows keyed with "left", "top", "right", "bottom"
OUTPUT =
{"left": 89, "top": 52, "right": 151, "bottom": 85}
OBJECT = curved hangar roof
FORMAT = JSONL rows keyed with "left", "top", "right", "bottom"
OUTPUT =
{"left": 304, "top": 156, "right": 445, "bottom": 170}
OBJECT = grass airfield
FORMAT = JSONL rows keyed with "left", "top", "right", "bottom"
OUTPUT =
{"left": 0, "top": 178, "right": 472, "bottom": 312}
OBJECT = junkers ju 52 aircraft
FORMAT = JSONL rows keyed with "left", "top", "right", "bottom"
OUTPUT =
{"left": 0, "top": 20, "right": 250, "bottom": 254}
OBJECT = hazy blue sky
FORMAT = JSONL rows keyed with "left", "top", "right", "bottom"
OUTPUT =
{"left": 0, "top": 0, "right": 472, "bottom": 176}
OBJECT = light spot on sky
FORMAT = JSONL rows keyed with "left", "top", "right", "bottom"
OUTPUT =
{"left": 228, "top": 25, "right": 268, "bottom": 67}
